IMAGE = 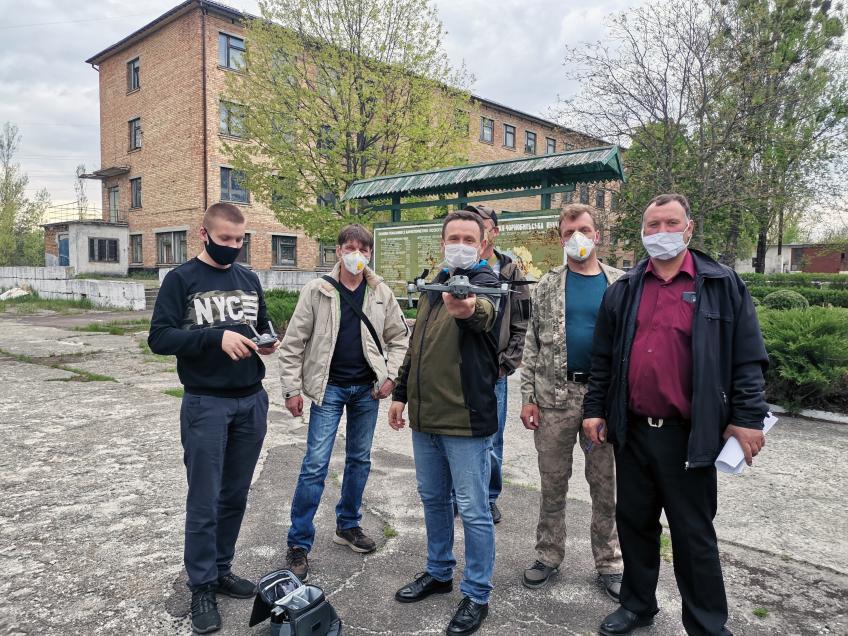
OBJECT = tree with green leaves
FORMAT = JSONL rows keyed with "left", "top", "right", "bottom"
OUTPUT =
{"left": 225, "top": 0, "right": 472, "bottom": 239}
{"left": 0, "top": 122, "right": 49, "bottom": 267}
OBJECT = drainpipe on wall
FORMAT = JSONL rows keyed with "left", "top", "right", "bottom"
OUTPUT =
{"left": 200, "top": 4, "right": 209, "bottom": 211}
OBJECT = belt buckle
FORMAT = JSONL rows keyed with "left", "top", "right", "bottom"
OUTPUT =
{"left": 647, "top": 417, "right": 664, "bottom": 428}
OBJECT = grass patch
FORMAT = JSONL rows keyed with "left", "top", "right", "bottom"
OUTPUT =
{"left": 0, "top": 292, "right": 94, "bottom": 314}
{"left": 382, "top": 523, "right": 398, "bottom": 539}
{"left": 330, "top": 471, "right": 341, "bottom": 487}
{"left": 0, "top": 348, "right": 34, "bottom": 364}
{"left": 0, "top": 348, "right": 112, "bottom": 382}
{"left": 74, "top": 319, "right": 150, "bottom": 336}
{"left": 502, "top": 478, "right": 539, "bottom": 492}
{"left": 753, "top": 608, "right": 769, "bottom": 619}
{"left": 52, "top": 365, "right": 116, "bottom": 382}
{"left": 660, "top": 532, "right": 673, "bottom": 562}
{"left": 138, "top": 339, "right": 173, "bottom": 363}
{"left": 164, "top": 387, "right": 185, "bottom": 398}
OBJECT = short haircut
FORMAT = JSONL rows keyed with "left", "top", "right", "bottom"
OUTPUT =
{"left": 337, "top": 223, "right": 374, "bottom": 251}
{"left": 442, "top": 210, "right": 485, "bottom": 239}
{"left": 558, "top": 203, "right": 597, "bottom": 232}
{"left": 203, "top": 202, "right": 245, "bottom": 229}
{"left": 643, "top": 193, "right": 691, "bottom": 224}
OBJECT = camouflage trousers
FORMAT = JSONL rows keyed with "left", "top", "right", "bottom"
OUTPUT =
{"left": 533, "top": 386, "right": 622, "bottom": 574}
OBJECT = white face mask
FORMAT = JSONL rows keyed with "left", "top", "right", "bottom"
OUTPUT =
{"left": 564, "top": 232, "right": 596, "bottom": 263}
{"left": 443, "top": 243, "right": 480, "bottom": 271}
{"left": 342, "top": 250, "right": 369, "bottom": 276}
{"left": 641, "top": 227, "right": 691, "bottom": 261}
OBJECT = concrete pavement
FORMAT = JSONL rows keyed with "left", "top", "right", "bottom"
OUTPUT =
{"left": 0, "top": 313, "right": 845, "bottom": 635}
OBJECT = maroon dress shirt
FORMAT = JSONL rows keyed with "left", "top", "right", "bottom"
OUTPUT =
{"left": 628, "top": 250, "right": 697, "bottom": 419}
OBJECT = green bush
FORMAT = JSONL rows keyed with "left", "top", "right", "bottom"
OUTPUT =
{"left": 747, "top": 285, "right": 848, "bottom": 307}
{"left": 758, "top": 308, "right": 848, "bottom": 412}
{"left": 751, "top": 296, "right": 761, "bottom": 307}
{"left": 741, "top": 272, "right": 848, "bottom": 289}
{"left": 762, "top": 289, "right": 809, "bottom": 310}
{"left": 264, "top": 290, "right": 299, "bottom": 330}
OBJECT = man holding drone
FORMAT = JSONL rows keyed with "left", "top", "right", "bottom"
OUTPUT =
{"left": 389, "top": 209, "right": 501, "bottom": 636}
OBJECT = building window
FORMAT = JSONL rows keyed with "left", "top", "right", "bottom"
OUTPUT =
{"left": 273, "top": 235, "right": 297, "bottom": 267}
{"left": 128, "top": 118, "right": 142, "bottom": 150}
{"left": 320, "top": 242, "right": 337, "bottom": 267}
{"left": 317, "top": 124, "right": 334, "bottom": 153}
{"left": 610, "top": 192, "right": 619, "bottom": 211}
{"left": 89, "top": 238, "right": 119, "bottom": 263}
{"left": 317, "top": 191, "right": 337, "bottom": 208}
{"left": 108, "top": 186, "right": 119, "bottom": 223}
{"left": 595, "top": 189, "right": 605, "bottom": 209}
{"left": 563, "top": 190, "right": 573, "bottom": 204}
{"left": 127, "top": 57, "right": 140, "bottom": 92}
{"left": 130, "top": 177, "right": 142, "bottom": 208}
{"left": 579, "top": 183, "right": 589, "bottom": 204}
{"left": 219, "top": 101, "right": 245, "bottom": 138}
{"left": 546, "top": 137, "right": 556, "bottom": 154}
{"left": 235, "top": 233, "right": 251, "bottom": 265}
{"left": 130, "top": 234, "right": 143, "bottom": 264}
{"left": 524, "top": 131, "right": 537, "bottom": 154}
{"left": 220, "top": 167, "right": 249, "bottom": 203}
{"left": 565, "top": 142, "right": 575, "bottom": 151}
{"left": 622, "top": 259, "right": 632, "bottom": 269}
{"left": 503, "top": 124, "right": 515, "bottom": 149}
{"left": 157, "top": 230, "right": 187, "bottom": 265}
{"left": 480, "top": 117, "right": 494, "bottom": 143}
{"left": 219, "top": 33, "right": 245, "bottom": 70}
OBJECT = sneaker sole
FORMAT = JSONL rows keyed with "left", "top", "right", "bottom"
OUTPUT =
{"left": 521, "top": 570, "right": 558, "bottom": 590}
{"left": 216, "top": 588, "right": 256, "bottom": 599}
{"left": 192, "top": 622, "right": 221, "bottom": 634}
{"left": 333, "top": 534, "right": 376, "bottom": 553}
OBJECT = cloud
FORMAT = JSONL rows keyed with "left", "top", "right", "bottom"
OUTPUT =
{"left": 0, "top": 0, "right": 641, "bottom": 205}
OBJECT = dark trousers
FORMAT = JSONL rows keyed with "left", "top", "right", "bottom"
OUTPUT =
{"left": 180, "top": 389, "right": 268, "bottom": 590}
{"left": 615, "top": 420, "right": 730, "bottom": 636}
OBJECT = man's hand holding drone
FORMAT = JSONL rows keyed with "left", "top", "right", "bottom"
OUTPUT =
{"left": 442, "top": 291, "right": 477, "bottom": 319}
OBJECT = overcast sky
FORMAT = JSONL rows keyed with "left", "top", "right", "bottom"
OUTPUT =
{"left": 0, "top": 0, "right": 641, "bottom": 208}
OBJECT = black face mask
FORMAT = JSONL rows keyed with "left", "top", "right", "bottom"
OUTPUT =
{"left": 204, "top": 229, "right": 242, "bottom": 266}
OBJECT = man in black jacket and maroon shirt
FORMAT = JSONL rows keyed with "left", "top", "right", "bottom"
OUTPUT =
{"left": 582, "top": 193, "right": 769, "bottom": 636}
{"left": 149, "top": 202, "right": 278, "bottom": 634}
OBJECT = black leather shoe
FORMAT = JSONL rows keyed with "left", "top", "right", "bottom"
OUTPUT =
{"left": 446, "top": 596, "right": 488, "bottom": 635}
{"left": 395, "top": 572, "right": 453, "bottom": 603}
{"left": 599, "top": 606, "right": 656, "bottom": 635}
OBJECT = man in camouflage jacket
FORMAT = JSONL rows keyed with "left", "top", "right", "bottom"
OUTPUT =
{"left": 519, "top": 204, "right": 625, "bottom": 599}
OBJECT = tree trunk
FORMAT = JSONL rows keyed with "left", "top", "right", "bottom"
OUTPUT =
{"left": 755, "top": 226, "right": 768, "bottom": 274}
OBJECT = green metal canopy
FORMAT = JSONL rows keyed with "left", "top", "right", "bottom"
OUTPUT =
{"left": 342, "top": 145, "right": 624, "bottom": 202}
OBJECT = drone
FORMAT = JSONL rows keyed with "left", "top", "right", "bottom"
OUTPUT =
{"left": 249, "top": 321, "right": 279, "bottom": 348}
{"left": 407, "top": 269, "right": 535, "bottom": 302}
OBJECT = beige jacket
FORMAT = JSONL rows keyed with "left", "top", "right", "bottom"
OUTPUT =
{"left": 520, "top": 261, "right": 624, "bottom": 409}
{"left": 278, "top": 263, "right": 409, "bottom": 405}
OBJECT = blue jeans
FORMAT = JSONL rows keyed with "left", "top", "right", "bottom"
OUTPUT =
{"left": 488, "top": 375, "right": 508, "bottom": 503}
{"left": 181, "top": 390, "right": 268, "bottom": 590}
{"left": 288, "top": 384, "right": 380, "bottom": 551}
{"left": 412, "top": 430, "right": 495, "bottom": 605}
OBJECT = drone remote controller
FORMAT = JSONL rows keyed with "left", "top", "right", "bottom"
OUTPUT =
{"left": 250, "top": 321, "right": 279, "bottom": 348}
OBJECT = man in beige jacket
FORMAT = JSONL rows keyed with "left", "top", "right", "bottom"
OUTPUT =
{"left": 278, "top": 224, "right": 409, "bottom": 581}
{"left": 520, "top": 204, "right": 624, "bottom": 598}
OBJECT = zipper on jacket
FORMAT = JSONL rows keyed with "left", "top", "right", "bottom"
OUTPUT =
{"left": 415, "top": 298, "right": 438, "bottom": 427}
{"left": 686, "top": 274, "right": 705, "bottom": 470}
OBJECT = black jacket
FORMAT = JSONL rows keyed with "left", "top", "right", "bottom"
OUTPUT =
{"left": 393, "top": 264, "right": 501, "bottom": 437}
{"left": 582, "top": 249, "right": 769, "bottom": 467}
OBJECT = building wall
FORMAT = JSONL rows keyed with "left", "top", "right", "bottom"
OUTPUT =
{"left": 69, "top": 223, "right": 130, "bottom": 275}
{"left": 43, "top": 224, "right": 69, "bottom": 266}
{"left": 91, "top": 1, "right": 623, "bottom": 273}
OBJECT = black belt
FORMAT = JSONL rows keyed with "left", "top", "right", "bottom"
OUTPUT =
{"left": 566, "top": 370, "right": 590, "bottom": 384}
{"left": 629, "top": 414, "right": 690, "bottom": 428}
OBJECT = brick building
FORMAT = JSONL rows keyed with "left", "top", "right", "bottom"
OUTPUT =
{"left": 83, "top": 0, "right": 620, "bottom": 272}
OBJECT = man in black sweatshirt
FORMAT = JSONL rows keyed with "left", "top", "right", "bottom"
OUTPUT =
{"left": 148, "top": 203, "right": 278, "bottom": 635}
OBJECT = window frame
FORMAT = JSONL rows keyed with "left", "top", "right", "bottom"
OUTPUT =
{"left": 130, "top": 177, "right": 142, "bottom": 209}
{"left": 579, "top": 183, "right": 589, "bottom": 205}
{"left": 219, "top": 101, "right": 245, "bottom": 138}
{"left": 126, "top": 57, "right": 140, "bottom": 92}
{"left": 219, "top": 32, "right": 245, "bottom": 71}
{"left": 235, "top": 232, "right": 251, "bottom": 266}
{"left": 156, "top": 230, "right": 188, "bottom": 265}
{"left": 128, "top": 118, "right": 142, "bottom": 151}
{"left": 546, "top": 137, "right": 556, "bottom": 154}
{"left": 88, "top": 237, "right": 119, "bottom": 263}
{"left": 524, "top": 130, "right": 537, "bottom": 154}
{"left": 480, "top": 117, "right": 494, "bottom": 144}
{"left": 108, "top": 186, "right": 119, "bottom": 223}
{"left": 503, "top": 124, "right": 516, "bottom": 149}
{"left": 319, "top": 241, "right": 337, "bottom": 267}
{"left": 272, "top": 234, "right": 298, "bottom": 268}
{"left": 595, "top": 189, "right": 606, "bottom": 209}
{"left": 129, "top": 233, "right": 143, "bottom": 264}
{"left": 220, "top": 166, "right": 249, "bottom": 204}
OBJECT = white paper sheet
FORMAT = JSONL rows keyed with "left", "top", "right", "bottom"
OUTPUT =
{"left": 715, "top": 413, "right": 778, "bottom": 474}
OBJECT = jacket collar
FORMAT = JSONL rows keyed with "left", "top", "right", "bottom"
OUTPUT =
{"left": 550, "top": 259, "right": 619, "bottom": 284}
{"left": 322, "top": 261, "right": 384, "bottom": 295}
{"left": 623, "top": 249, "right": 730, "bottom": 283}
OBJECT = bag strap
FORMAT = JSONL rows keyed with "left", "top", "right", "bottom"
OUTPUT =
{"left": 322, "top": 275, "right": 385, "bottom": 360}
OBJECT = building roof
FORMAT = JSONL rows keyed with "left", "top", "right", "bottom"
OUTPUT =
{"left": 85, "top": 0, "right": 246, "bottom": 65}
{"left": 342, "top": 145, "right": 623, "bottom": 201}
